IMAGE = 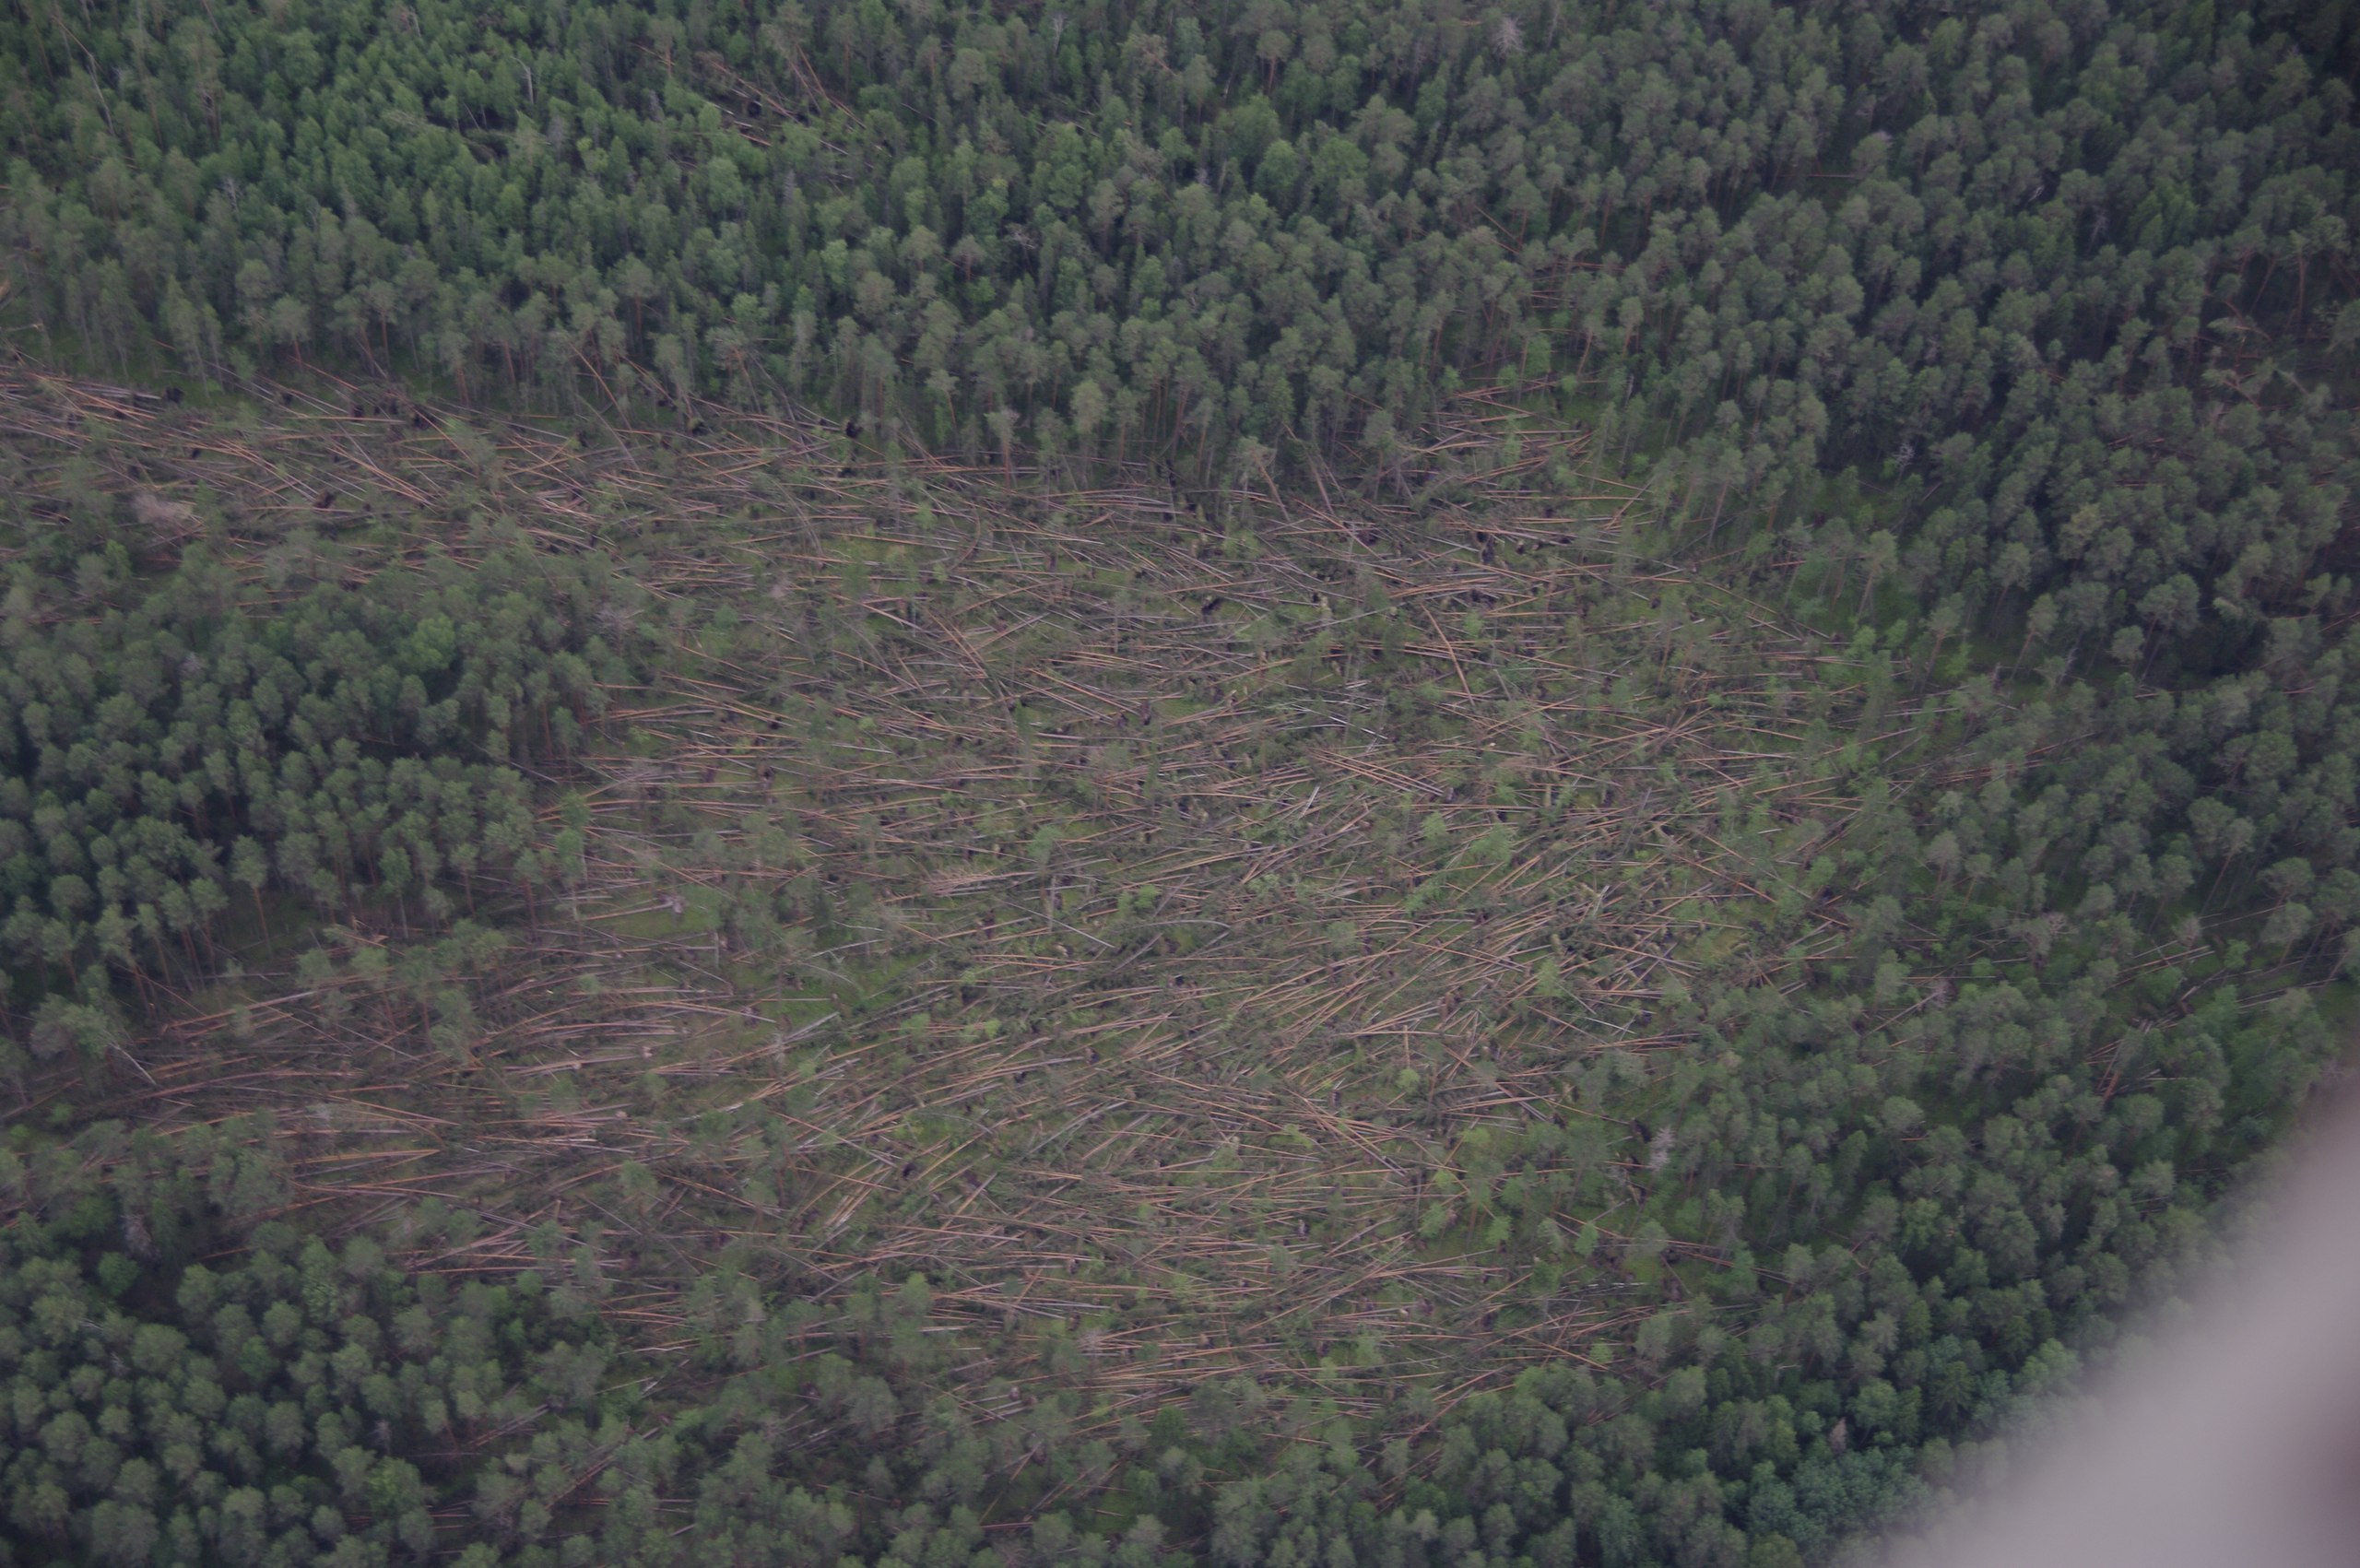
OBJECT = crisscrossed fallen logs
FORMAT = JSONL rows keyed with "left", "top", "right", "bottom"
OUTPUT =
{"left": 7, "top": 360, "right": 1892, "bottom": 1423}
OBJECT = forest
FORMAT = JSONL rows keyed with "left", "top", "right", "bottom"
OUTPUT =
{"left": 2, "top": 0, "right": 2358, "bottom": 1564}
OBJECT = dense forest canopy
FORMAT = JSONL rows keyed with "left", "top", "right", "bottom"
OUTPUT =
{"left": 9, "top": 0, "right": 2360, "bottom": 760}
{"left": 0, "top": 546, "right": 630, "bottom": 1019}
{"left": 3, "top": 1, "right": 2359, "bottom": 1565}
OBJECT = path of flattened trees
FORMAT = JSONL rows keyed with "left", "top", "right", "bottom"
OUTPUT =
{"left": 6, "top": 359, "right": 1900, "bottom": 1432}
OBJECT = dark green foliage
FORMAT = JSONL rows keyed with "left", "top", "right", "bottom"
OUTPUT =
{"left": 1, "top": 0, "right": 2358, "bottom": 1564}
{"left": 0, "top": 543, "right": 630, "bottom": 1018}
{"left": 0, "top": 1122, "right": 577, "bottom": 1567}
{"left": 1, "top": 409, "right": 2345, "bottom": 1568}
{"left": 2, "top": 0, "right": 2352, "bottom": 515}
{"left": 0, "top": 1129, "right": 1174, "bottom": 1567}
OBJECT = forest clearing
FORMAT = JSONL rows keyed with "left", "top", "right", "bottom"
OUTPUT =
{"left": 5, "top": 1, "right": 2358, "bottom": 1564}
